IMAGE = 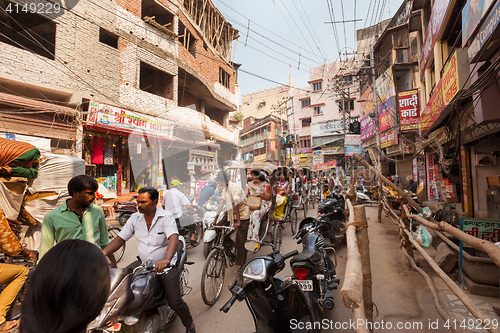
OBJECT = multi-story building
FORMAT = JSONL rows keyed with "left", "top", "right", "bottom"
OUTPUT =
{"left": 288, "top": 61, "right": 363, "bottom": 170}
{"left": 240, "top": 115, "right": 286, "bottom": 165}
{"left": 0, "top": 0, "right": 239, "bottom": 193}
{"left": 240, "top": 85, "right": 290, "bottom": 120}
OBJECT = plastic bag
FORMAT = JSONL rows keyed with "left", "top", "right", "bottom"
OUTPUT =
{"left": 414, "top": 225, "right": 432, "bottom": 247}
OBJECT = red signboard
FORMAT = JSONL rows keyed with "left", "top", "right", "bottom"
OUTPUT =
{"left": 420, "top": 0, "right": 453, "bottom": 79}
{"left": 398, "top": 89, "right": 420, "bottom": 132}
{"left": 379, "top": 110, "right": 394, "bottom": 132}
{"left": 380, "top": 130, "right": 398, "bottom": 148}
{"left": 419, "top": 80, "right": 445, "bottom": 135}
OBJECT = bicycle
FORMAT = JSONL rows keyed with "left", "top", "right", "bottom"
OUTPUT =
{"left": 201, "top": 225, "right": 236, "bottom": 306}
{"left": 107, "top": 226, "right": 126, "bottom": 263}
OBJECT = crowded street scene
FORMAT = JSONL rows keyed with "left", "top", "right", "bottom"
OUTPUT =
{"left": 1, "top": 0, "right": 500, "bottom": 332}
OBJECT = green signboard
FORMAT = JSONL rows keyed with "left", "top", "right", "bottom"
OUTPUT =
{"left": 460, "top": 218, "right": 500, "bottom": 247}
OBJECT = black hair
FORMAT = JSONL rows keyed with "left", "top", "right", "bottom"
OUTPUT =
{"left": 138, "top": 187, "right": 159, "bottom": 201}
{"left": 216, "top": 170, "right": 230, "bottom": 184}
{"left": 67, "top": 175, "right": 98, "bottom": 196}
{"left": 250, "top": 169, "right": 266, "bottom": 182}
{"left": 20, "top": 239, "right": 110, "bottom": 333}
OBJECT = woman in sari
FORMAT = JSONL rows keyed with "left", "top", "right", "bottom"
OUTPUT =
{"left": 246, "top": 169, "right": 272, "bottom": 252}
{"left": 273, "top": 172, "right": 290, "bottom": 221}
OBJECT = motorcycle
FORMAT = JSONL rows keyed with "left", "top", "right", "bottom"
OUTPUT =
{"left": 87, "top": 236, "right": 193, "bottom": 333}
{"left": 221, "top": 249, "right": 323, "bottom": 333}
{"left": 316, "top": 193, "right": 347, "bottom": 245}
{"left": 177, "top": 206, "right": 205, "bottom": 247}
{"left": 201, "top": 200, "right": 224, "bottom": 258}
{"left": 113, "top": 194, "right": 138, "bottom": 226}
{"left": 290, "top": 218, "right": 339, "bottom": 322}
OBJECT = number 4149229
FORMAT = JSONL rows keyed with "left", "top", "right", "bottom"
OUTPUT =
{"left": 5, "top": 2, "right": 61, "bottom": 14}
{"left": 443, "top": 319, "right": 499, "bottom": 330}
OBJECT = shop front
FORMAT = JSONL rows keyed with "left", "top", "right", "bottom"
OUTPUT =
{"left": 84, "top": 101, "right": 174, "bottom": 195}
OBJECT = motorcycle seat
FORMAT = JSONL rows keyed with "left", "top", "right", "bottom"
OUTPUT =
{"left": 290, "top": 250, "right": 322, "bottom": 266}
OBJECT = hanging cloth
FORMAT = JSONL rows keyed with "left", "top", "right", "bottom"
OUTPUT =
{"left": 92, "top": 136, "right": 104, "bottom": 165}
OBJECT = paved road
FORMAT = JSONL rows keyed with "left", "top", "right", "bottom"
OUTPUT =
{"left": 110, "top": 204, "right": 446, "bottom": 333}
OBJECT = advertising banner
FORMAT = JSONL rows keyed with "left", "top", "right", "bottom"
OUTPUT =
{"left": 442, "top": 54, "right": 460, "bottom": 105}
{"left": 254, "top": 154, "right": 266, "bottom": 162}
{"left": 313, "top": 150, "right": 324, "bottom": 166}
{"left": 375, "top": 68, "right": 396, "bottom": 102}
{"left": 379, "top": 109, "right": 395, "bottom": 132}
{"left": 461, "top": 218, "right": 500, "bottom": 247}
{"left": 360, "top": 115, "right": 375, "bottom": 141}
{"left": 360, "top": 87, "right": 375, "bottom": 115}
{"left": 419, "top": 80, "right": 445, "bottom": 134}
{"left": 420, "top": 0, "right": 453, "bottom": 79}
{"left": 345, "top": 134, "right": 361, "bottom": 146}
{"left": 345, "top": 146, "right": 363, "bottom": 156}
{"left": 312, "top": 160, "right": 336, "bottom": 171}
{"left": 468, "top": 0, "right": 500, "bottom": 62}
{"left": 462, "top": 0, "right": 495, "bottom": 46}
{"left": 322, "top": 146, "right": 345, "bottom": 155}
{"left": 380, "top": 130, "right": 398, "bottom": 148}
{"left": 87, "top": 101, "right": 174, "bottom": 139}
{"left": 398, "top": 89, "right": 420, "bottom": 132}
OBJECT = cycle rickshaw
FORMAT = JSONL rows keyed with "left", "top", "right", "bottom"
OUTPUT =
{"left": 200, "top": 161, "right": 280, "bottom": 306}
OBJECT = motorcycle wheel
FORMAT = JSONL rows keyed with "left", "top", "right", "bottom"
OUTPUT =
{"left": 118, "top": 213, "right": 131, "bottom": 226}
{"left": 272, "top": 223, "right": 282, "bottom": 252}
{"left": 290, "top": 208, "right": 298, "bottom": 235}
{"left": 203, "top": 240, "right": 214, "bottom": 259}
{"left": 201, "top": 248, "right": 226, "bottom": 306}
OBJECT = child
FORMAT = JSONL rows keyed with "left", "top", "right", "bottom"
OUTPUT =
{"left": 322, "top": 184, "right": 330, "bottom": 203}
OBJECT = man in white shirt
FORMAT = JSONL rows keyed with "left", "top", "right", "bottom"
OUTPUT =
{"left": 102, "top": 187, "right": 195, "bottom": 333}
{"left": 162, "top": 180, "right": 196, "bottom": 243}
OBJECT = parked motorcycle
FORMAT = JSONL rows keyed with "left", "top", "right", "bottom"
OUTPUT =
{"left": 113, "top": 194, "right": 138, "bottom": 226}
{"left": 221, "top": 249, "right": 323, "bottom": 333}
{"left": 290, "top": 218, "right": 339, "bottom": 322}
{"left": 87, "top": 236, "right": 193, "bottom": 333}
{"left": 316, "top": 193, "right": 347, "bottom": 245}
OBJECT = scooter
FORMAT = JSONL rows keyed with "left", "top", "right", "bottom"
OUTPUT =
{"left": 291, "top": 218, "right": 339, "bottom": 321}
{"left": 316, "top": 194, "right": 347, "bottom": 245}
{"left": 87, "top": 236, "right": 193, "bottom": 333}
{"left": 220, "top": 249, "right": 322, "bottom": 333}
{"left": 202, "top": 201, "right": 225, "bottom": 258}
{"left": 113, "top": 194, "right": 138, "bottom": 226}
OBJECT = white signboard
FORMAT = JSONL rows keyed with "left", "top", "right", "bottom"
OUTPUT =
{"left": 311, "top": 120, "right": 344, "bottom": 137}
{"left": 87, "top": 101, "right": 174, "bottom": 139}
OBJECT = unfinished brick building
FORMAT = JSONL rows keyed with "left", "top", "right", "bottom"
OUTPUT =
{"left": 0, "top": 0, "right": 240, "bottom": 193}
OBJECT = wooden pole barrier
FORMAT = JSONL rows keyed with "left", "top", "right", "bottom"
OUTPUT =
{"left": 340, "top": 199, "right": 363, "bottom": 309}
{"left": 402, "top": 206, "right": 500, "bottom": 268}
{"left": 354, "top": 205, "right": 373, "bottom": 325}
{"left": 353, "top": 154, "right": 423, "bottom": 214}
{"left": 402, "top": 226, "right": 500, "bottom": 333}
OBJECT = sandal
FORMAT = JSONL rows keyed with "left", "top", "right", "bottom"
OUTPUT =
{"left": 0, "top": 320, "right": 19, "bottom": 333}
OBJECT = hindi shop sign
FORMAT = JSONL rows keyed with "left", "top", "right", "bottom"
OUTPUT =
{"left": 345, "top": 146, "right": 363, "bottom": 156}
{"left": 419, "top": 80, "right": 445, "bottom": 134}
{"left": 398, "top": 89, "right": 420, "bottom": 132}
{"left": 311, "top": 120, "right": 344, "bottom": 137}
{"left": 379, "top": 109, "right": 394, "bottom": 132}
{"left": 360, "top": 115, "right": 375, "bottom": 141}
{"left": 442, "top": 50, "right": 470, "bottom": 105}
{"left": 87, "top": 101, "right": 174, "bottom": 139}
{"left": 461, "top": 218, "right": 500, "bottom": 247}
{"left": 380, "top": 130, "right": 398, "bottom": 148}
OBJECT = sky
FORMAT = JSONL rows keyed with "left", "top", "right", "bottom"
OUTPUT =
{"left": 211, "top": 0, "right": 402, "bottom": 97}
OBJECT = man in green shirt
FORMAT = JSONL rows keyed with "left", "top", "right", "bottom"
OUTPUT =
{"left": 40, "top": 175, "right": 116, "bottom": 266}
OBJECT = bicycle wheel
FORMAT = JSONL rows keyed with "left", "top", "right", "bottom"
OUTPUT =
{"left": 108, "top": 227, "right": 125, "bottom": 263}
{"left": 290, "top": 208, "right": 298, "bottom": 235}
{"left": 201, "top": 248, "right": 226, "bottom": 306}
{"left": 273, "top": 223, "right": 282, "bottom": 252}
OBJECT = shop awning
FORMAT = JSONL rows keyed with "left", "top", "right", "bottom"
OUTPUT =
{"left": 312, "top": 136, "right": 344, "bottom": 150}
